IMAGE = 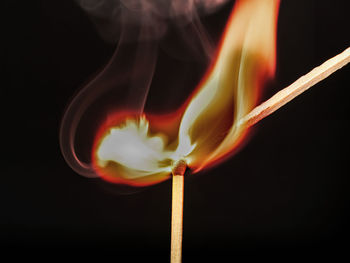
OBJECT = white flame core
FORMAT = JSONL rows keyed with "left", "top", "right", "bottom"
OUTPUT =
{"left": 97, "top": 117, "right": 173, "bottom": 177}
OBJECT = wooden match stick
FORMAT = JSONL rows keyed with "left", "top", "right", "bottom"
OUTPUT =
{"left": 239, "top": 47, "right": 350, "bottom": 127}
{"left": 171, "top": 159, "right": 186, "bottom": 263}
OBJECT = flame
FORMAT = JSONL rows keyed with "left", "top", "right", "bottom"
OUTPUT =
{"left": 92, "top": 0, "right": 280, "bottom": 186}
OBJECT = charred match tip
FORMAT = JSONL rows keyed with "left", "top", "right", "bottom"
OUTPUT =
{"left": 172, "top": 159, "right": 187, "bottom": 176}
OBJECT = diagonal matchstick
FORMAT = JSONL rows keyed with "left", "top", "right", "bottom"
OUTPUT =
{"left": 170, "top": 47, "right": 350, "bottom": 263}
{"left": 239, "top": 47, "right": 350, "bottom": 128}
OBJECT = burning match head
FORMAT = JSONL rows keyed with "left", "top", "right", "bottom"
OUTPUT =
{"left": 172, "top": 159, "right": 187, "bottom": 176}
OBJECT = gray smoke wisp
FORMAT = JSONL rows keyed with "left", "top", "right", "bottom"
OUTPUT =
{"left": 77, "top": 0, "right": 229, "bottom": 42}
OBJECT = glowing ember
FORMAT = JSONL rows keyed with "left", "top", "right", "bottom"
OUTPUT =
{"left": 92, "top": 0, "right": 280, "bottom": 186}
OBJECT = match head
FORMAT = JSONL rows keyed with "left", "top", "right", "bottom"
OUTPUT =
{"left": 172, "top": 159, "right": 187, "bottom": 176}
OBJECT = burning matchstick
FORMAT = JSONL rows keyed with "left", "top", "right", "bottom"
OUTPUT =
{"left": 57, "top": 1, "right": 350, "bottom": 261}
{"left": 169, "top": 47, "right": 350, "bottom": 263}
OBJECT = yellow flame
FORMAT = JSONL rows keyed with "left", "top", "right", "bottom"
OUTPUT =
{"left": 93, "top": 0, "right": 280, "bottom": 185}
{"left": 177, "top": 0, "right": 279, "bottom": 170}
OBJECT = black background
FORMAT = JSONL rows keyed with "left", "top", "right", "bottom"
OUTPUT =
{"left": 2, "top": 0, "right": 350, "bottom": 260}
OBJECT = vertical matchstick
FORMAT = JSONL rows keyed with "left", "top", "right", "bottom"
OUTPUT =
{"left": 171, "top": 159, "right": 186, "bottom": 263}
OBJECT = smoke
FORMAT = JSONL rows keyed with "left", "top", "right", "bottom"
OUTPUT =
{"left": 59, "top": 0, "right": 230, "bottom": 180}
{"left": 77, "top": 0, "right": 230, "bottom": 42}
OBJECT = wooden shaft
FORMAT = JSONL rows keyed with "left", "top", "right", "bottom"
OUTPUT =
{"left": 171, "top": 174, "right": 184, "bottom": 263}
{"left": 239, "top": 47, "right": 350, "bottom": 127}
